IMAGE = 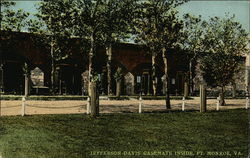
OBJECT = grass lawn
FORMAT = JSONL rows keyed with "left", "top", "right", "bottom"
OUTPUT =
{"left": 0, "top": 109, "right": 248, "bottom": 158}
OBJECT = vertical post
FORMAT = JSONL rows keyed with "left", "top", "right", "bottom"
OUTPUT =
{"left": 24, "top": 74, "right": 29, "bottom": 97}
{"left": 139, "top": 96, "right": 142, "bottom": 113}
{"left": 182, "top": 97, "right": 185, "bottom": 111}
{"left": 106, "top": 44, "right": 112, "bottom": 96}
{"left": 86, "top": 97, "right": 90, "bottom": 114}
{"left": 89, "top": 82, "right": 99, "bottom": 117}
{"left": 147, "top": 74, "right": 150, "bottom": 95}
{"left": 21, "top": 96, "right": 26, "bottom": 116}
{"left": 116, "top": 80, "right": 121, "bottom": 97}
{"left": 189, "top": 61, "right": 193, "bottom": 95}
{"left": 162, "top": 48, "right": 171, "bottom": 109}
{"left": 200, "top": 84, "right": 207, "bottom": 112}
{"left": 232, "top": 83, "right": 236, "bottom": 98}
{"left": 184, "top": 82, "right": 189, "bottom": 98}
{"left": 216, "top": 96, "right": 220, "bottom": 111}
{"left": 245, "top": 54, "right": 250, "bottom": 98}
{"left": 246, "top": 97, "right": 249, "bottom": 109}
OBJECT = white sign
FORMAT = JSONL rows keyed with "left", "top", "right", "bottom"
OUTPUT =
{"left": 137, "top": 76, "right": 141, "bottom": 83}
{"left": 171, "top": 78, "right": 175, "bottom": 84}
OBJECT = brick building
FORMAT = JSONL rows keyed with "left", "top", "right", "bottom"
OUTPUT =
{"left": 0, "top": 31, "right": 246, "bottom": 96}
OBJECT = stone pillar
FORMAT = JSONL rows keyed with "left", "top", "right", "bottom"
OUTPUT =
{"left": 161, "top": 75, "right": 166, "bottom": 95}
{"left": 147, "top": 74, "right": 150, "bottom": 95}
{"left": 184, "top": 81, "right": 189, "bottom": 98}
{"left": 116, "top": 80, "right": 121, "bottom": 97}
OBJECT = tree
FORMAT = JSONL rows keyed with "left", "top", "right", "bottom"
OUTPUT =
{"left": 40, "top": 0, "right": 133, "bottom": 116}
{"left": 27, "top": 0, "right": 72, "bottom": 94}
{"left": 1, "top": 1, "right": 30, "bottom": 53}
{"left": 100, "top": 0, "right": 137, "bottom": 96}
{"left": 53, "top": 0, "right": 137, "bottom": 116}
{"left": 0, "top": 1, "right": 30, "bottom": 32}
{"left": 200, "top": 15, "right": 249, "bottom": 106}
{"left": 1, "top": 0, "right": 30, "bottom": 95}
{"left": 182, "top": 14, "right": 205, "bottom": 95}
{"left": 134, "top": 0, "right": 186, "bottom": 108}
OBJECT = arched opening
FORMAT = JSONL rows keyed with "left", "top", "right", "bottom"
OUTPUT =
{"left": 1, "top": 50, "right": 31, "bottom": 94}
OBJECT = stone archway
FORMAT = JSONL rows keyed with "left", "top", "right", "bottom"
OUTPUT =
{"left": 124, "top": 72, "right": 134, "bottom": 95}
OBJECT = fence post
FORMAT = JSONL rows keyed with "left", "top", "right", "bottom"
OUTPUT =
{"left": 246, "top": 97, "right": 249, "bottom": 109}
{"left": 216, "top": 97, "right": 220, "bottom": 111}
{"left": 182, "top": 97, "right": 185, "bottom": 111}
{"left": 139, "top": 96, "right": 142, "bottom": 113}
{"left": 87, "top": 97, "right": 90, "bottom": 114}
{"left": 21, "top": 96, "right": 26, "bottom": 116}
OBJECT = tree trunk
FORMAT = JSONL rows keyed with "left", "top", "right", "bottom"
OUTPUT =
{"left": 189, "top": 61, "right": 193, "bottom": 95}
{"left": 232, "top": 83, "right": 236, "bottom": 98}
{"left": 152, "top": 53, "right": 157, "bottom": 96}
{"left": 219, "top": 86, "right": 226, "bottom": 106}
{"left": 106, "top": 44, "right": 112, "bottom": 96}
{"left": 116, "top": 79, "right": 121, "bottom": 98}
{"left": 88, "top": 32, "right": 99, "bottom": 116}
{"left": 200, "top": 84, "right": 207, "bottom": 112}
{"left": 162, "top": 48, "right": 171, "bottom": 109}
{"left": 89, "top": 82, "right": 99, "bottom": 117}
{"left": 50, "top": 42, "right": 55, "bottom": 95}
{"left": 88, "top": 33, "right": 94, "bottom": 93}
{"left": 24, "top": 74, "right": 29, "bottom": 97}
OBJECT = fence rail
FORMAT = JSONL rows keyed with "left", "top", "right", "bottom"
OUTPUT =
{"left": 0, "top": 97, "right": 248, "bottom": 116}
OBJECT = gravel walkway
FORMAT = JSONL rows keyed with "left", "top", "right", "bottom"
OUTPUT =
{"left": 0, "top": 97, "right": 247, "bottom": 116}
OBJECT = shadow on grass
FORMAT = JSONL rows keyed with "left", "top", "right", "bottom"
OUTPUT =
{"left": 119, "top": 109, "right": 199, "bottom": 114}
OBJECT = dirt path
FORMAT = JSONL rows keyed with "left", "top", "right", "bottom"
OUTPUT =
{"left": 0, "top": 97, "right": 247, "bottom": 116}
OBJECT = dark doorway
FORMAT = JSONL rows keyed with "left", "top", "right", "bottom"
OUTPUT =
{"left": 3, "top": 62, "right": 24, "bottom": 94}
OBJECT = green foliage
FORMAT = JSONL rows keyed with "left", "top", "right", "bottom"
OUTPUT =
{"left": 99, "top": 0, "right": 137, "bottom": 45}
{"left": 182, "top": 13, "right": 205, "bottom": 54}
{"left": 27, "top": 1, "right": 73, "bottom": 63}
{"left": 200, "top": 53, "right": 241, "bottom": 88}
{"left": 199, "top": 15, "right": 249, "bottom": 88}
{"left": 114, "top": 67, "right": 123, "bottom": 81}
{"left": 133, "top": 0, "right": 186, "bottom": 54}
{"left": 22, "top": 62, "right": 30, "bottom": 75}
{"left": 34, "top": 0, "right": 137, "bottom": 84}
{"left": 202, "top": 15, "right": 249, "bottom": 56}
{"left": 1, "top": 1, "right": 30, "bottom": 32}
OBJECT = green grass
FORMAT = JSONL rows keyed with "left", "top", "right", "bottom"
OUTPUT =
{"left": 0, "top": 109, "right": 248, "bottom": 158}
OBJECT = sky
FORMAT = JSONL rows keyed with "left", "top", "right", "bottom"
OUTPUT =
{"left": 9, "top": 0, "right": 250, "bottom": 32}
{"left": 178, "top": 1, "right": 249, "bottom": 32}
